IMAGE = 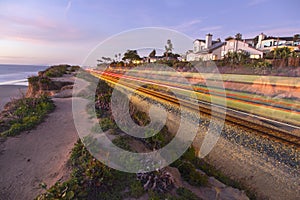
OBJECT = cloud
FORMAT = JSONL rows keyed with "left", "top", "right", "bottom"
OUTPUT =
{"left": 65, "top": 0, "right": 72, "bottom": 16}
{"left": 261, "top": 27, "right": 300, "bottom": 36}
{"left": 163, "top": 0, "right": 185, "bottom": 7}
{"left": 0, "top": 14, "right": 57, "bottom": 30}
{"left": 0, "top": 12, "right": 88, "bottom": 44}
{"left": 171, "top": 19, "right": 203, "bottom": 32}
{"left": 198, "top": 26, "right": 222, "bottom": 32}
{"left": 245, "top": 27, "right": 300, "bottom": 38}
{"left": 247, "top": 0, "right": 269, "bottom": 6}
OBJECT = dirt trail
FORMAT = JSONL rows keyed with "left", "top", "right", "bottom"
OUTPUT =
{"left": 0, "top": 98, "right": 78, "bottom": 200}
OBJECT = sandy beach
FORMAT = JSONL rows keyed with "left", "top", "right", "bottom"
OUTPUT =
{"left": 0, "top": 85, "right": 28, "bottom": 110}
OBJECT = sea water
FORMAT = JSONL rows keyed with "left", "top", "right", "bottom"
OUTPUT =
{"left": 0, "top": 64, "right": 48, "bottom": 86}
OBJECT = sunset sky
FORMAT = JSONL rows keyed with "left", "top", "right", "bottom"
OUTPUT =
{"left": 0, "top": 0, "right": 299, "bottom": 65}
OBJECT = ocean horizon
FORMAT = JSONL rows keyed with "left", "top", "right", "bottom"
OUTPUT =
{"left": 0, "top": 64, "right": 49, "bottom": 86}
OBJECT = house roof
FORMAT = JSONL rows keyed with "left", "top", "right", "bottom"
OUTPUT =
{"left": 208, "top": 42, "right": 226, "bottom": 53}
{"left": 194, "top": 39, "right": 205, "bottom": 42}
{"left": 264, "top": 36, "right": 294, "bottom": 41}
{"left": 149, "top": 56, "right": 164, "bottom": 59}
{"left": 194, "top": 39, "right": 220, "bottom": 44}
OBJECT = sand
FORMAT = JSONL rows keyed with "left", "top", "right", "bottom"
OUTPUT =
{"left": 0, "top": 85, "right": 27, "bottom": 111}
{"left": 0, "top": 97, "right": 78, "bottom": 200}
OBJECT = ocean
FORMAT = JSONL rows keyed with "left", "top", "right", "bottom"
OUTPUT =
{"left": 0, "top": 64, "right": 49, "bottom": 86}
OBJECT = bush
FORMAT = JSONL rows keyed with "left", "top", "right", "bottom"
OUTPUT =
{"left": 176, "top": 162, "right": 208, "bottom": 187}
{"left": 99, "top": 117, "right": 116, "bottom": 132}
{"left": 112, "top": 136, "right": 132, "bottom": 151}
{"left": 130, "top": 181, "right": 144, "bottom": 198}
{"left": 1, "top": 96, "right": 55, "bottom": 137}
{"left": 176, "top": 187, "right": 201, "bottom": 200}
{"left": 42, "top": 65, "right": 69, "bottom": 77}
{"left": 37, "top": 140, "right": 136, "bottom": 200}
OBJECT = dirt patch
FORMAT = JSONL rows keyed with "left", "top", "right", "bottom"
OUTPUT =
{"left": 0, "top": 98, "right": 78, "bottom": 200}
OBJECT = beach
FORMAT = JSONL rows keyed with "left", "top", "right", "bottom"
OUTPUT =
{"left": 0, "top": 85, "right": 28, "bottom": 110}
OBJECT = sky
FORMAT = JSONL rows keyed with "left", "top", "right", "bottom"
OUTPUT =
{"left": 0, "top": 0, "right": 299, "bottom": 65}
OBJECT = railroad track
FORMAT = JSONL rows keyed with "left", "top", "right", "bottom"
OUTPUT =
{"left": 90, "top": 71, "right": 300, "bottom": 148}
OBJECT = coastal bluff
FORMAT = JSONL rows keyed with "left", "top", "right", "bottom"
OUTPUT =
{"left": 26, "top": 65, "right": 78, "bottom": 98}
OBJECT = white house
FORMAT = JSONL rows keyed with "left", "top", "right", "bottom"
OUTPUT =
{"left": 187, "top": 34, "right": 263, "bottom": 61}
{"left": 221, "top": 38, "right": 263, "bottom": 59}
{"left": 256, "top": 33, "right": 300, "bottom": 52}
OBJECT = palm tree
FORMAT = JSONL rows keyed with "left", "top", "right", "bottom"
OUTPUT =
{"left": 235, "top": 33, "right": 242, "bottom": 41}
{"left": 272, "top": 48, "right": 280, "bottom": 60}
{"left": 280, "top": 47, "right": 291, "bottom": 59}
{"left": 165, "top": 39, "right": 173, "bottom": 60}
{"left": 293, "top": 34, "right": 300, "bottom": 42}
{"left": 97, "top": 59, "right": 103, "bottom": 65}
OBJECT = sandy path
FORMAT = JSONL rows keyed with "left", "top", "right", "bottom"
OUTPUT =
{"left": 0, "top": 98, "right": 78, "bottom": 200}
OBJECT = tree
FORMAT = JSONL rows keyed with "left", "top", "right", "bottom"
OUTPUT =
{"left": 253, "top": 35, "right": 259, "bottom": 47}
{"left": 122, "top": 50, "right": 141, "bottom": 62}
{"left": 162, "top": 52, "right": 180, "bottom": 59}
{"left": 225, "top": 36, "right": 234, "bottom": 41}
{"left": 293, "top": 34, "right": 300, "bottom": 42}
{"left": 235, "top": 33, "right": 242, "bottom": 41}
{"left": 148, "top": 49, "right": 156, "bottom": 58}
{"left": 279, "top": 47, "right": 291, "bottom": 59}
{"left": 271, "top": 47, "right": 291, "bottom": 59}
{"left": 164, "top": 39, "right": 173, "bottom": 60}
{"left": 101, "top": 56, "right": 112, "bottom": 63}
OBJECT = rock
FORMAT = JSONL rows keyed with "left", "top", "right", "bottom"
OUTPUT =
{"left": 53, "top": 89, "right": 73, "bottom": 98}
{"left": 219, "top": 187, "right": 249, "bottom": 200}
{"left": 164, "top": 166, "right": 183, "bottom": 188}
{"left": 208, "top": 177, "right": 226, "bottom": 188}
{"left": 61, "top": 85, "right": 73, "bottom": 91}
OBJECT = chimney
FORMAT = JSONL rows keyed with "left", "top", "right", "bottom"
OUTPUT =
{"left": 257, "top": 32, "right": 266, "bottom": 49}
{"left": 205, "top": 33, "right": 213, "bottom": 49}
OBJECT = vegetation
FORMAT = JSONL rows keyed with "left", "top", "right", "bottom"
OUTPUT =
{"left": 36, "top": 140, "right": 201, "bottom": 199}
{"left": 149, "top": 49, "right": 156, "bottom": 57}
{"left": 0, "top": 96, "right": 55, "bottom": 137}
{"left": 148, "top": 188, "right": 202, "bottom": 200}
{"left": 165, "top": 39, "right": 174, "bottom": 60}
{"left": 36, "top": 140, "right": 140, "bottom": 200}
{"left": 176, "top": 187, "right": 202, "bottom": 200}
{"left": 122, "top": 50, "right": 141, "bottom": 62}
{"left": 173, "top": 146, "right": 257, "bottom": 200}
{"left": 99, "top": 117, "right": 116, "bottom": 132}
{"left": 40, "top": 64, "right": 80, "bottom": 78}
{"left": 264, "top": 47, "right": 292, "bottom": 60}
{"left": 222, "top": 51, "right": 250, "bottom": 66}
{"left": 235, "top": 33, "right": 242, "bottom": 41}
{"left": 112, "top": 136, "right": 132, "bottom": 151}
{"left": 36, "top": 77, "right": 258, "bottom": 199}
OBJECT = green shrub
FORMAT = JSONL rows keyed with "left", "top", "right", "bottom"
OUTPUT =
{"left": 91, "top": 124, "right": 103, "bottom": 133}
{"left": 99, "top": 117, "right": 116, "bottom": 132}
{"left": 37, "top": 140, "right": 136, "bottom": 200}
{"left": 42, "top": 65, "right": 69, "bottom": 77}
{"left": 176, "top": 187, "right": 201, "bottom": 200}
{"left": 1, "top": 96, "right": 55, "bottom": 137}
{"left": 130, "top": 181, "right": 144, "bottom": 198}
{"left": 112, "top": 136, "right": 132, "bottom": 151}
{"left": 177, "top": 162, "right": 208, "bottom": 187}
{"left": 70, "top": 65, "right": 80, "bottom": 72}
